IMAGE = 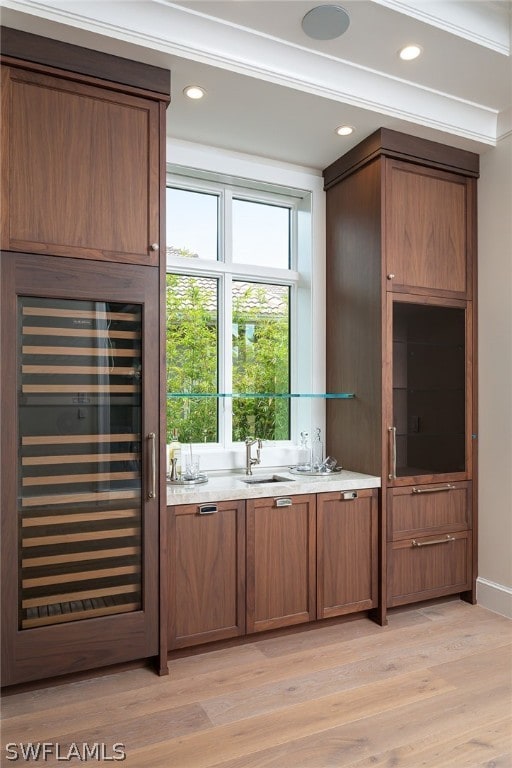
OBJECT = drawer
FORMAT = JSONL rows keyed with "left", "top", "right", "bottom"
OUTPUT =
{"left": 387, "top": 481, "right": 471, "bottom": 541}
{"left": 387, "top": 530, "right": 472, "bottom": 607}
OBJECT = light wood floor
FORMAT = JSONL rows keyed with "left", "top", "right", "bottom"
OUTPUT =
{"left": 2, "top": 599, "right": 511, "bottom": 767}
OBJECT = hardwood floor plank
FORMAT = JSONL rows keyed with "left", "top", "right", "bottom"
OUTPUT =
{"left": 202, "top": 646, "right": 512, "bottom": 768}
{"left": 343, "top": 716, "right": 511, "bottom": 768}
{"left": 123, "top": 671, "right": 454, "bottom": 768}
{"left": 1, "top": 600, "right": 510, "bottom": 768}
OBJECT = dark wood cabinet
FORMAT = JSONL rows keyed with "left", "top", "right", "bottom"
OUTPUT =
{"left": 168, "top": 500, "right": 246, "bottom": 649}
{"left": 0, "top": 30, "right": 170, "bottom": 687}
{"left": 324, "top": 128, "right": 478, "bottom": 619}
{"left": 387, "top": 481, "right": 472, "bottom": 607}
{"left": 317, "top": 489, "right": 378, "bottom": 619}
{"left": 246, "top": 494, "right": 316, "bottom": 633}
{"left": 0, "top": 253, "right": 161, "bottom": 686}
{"left": 388, "top": 531, "right": 472, "bottom": 607}
{"left": 1, "top": 44, "right": 168, "bottom": 265}
{"left": 387, "top": 481, "right": 471, "bottom": 541}
{"left": 384, "top": 159, "right": 475, "bottom": 299}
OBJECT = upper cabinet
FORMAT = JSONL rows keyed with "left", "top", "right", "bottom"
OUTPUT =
{"left": 324, "top": 128, "right": 478, "bottom": 301}
{"left": 0, "top": 28, "right": 170, "bottom": 266}
{"left": 384, "top": 160, "right": 476, "bottom": 299}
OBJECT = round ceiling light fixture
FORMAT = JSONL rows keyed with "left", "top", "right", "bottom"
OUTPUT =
{"left": 302, "top": 5, "right": 350, "bottom": 40}
{"left": 335, "top": 125, "right": 354, "bottom": 136}
{"left": 183, "top": 85, "right": 206, "bottom": 100}
{"left": 399, "top": 44, "right": 422, "bottom": 61}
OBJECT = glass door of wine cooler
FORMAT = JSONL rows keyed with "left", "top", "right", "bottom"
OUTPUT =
{"left": 19, "top": 296, "right": 144, "bottom": 630}
{"left": 1, "top": 255, "right": 160, "bottom": 686}
{"left": 388, "top": 296, "right": 471, "bottom": 484}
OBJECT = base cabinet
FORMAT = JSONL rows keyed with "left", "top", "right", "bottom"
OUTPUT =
{"left": 388, "top": 531, "right": 472, "bottom": 607}
{"left": 168, "top": 500, "right": 246, "bottom": 649}
{"left": 387, "top": 481, "right": 472, "bottom": 607}
{"left": 317, "top": 489, "right": 378, "bottom": 619}
{"left": 168, "top": 488, "right": 379, "bottom": 651}
{"left": 246, "top": 494, "right": 316, "bottom": 633}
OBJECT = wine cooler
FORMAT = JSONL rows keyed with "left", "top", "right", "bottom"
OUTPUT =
{"left": 1, "top": 254, "right": 160, "bottom": 685}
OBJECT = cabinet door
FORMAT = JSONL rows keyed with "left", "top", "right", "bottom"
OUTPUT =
{"left": 246, "top": 494, "right": 316, "bottom": 633}
{"left": 384, "top": 159, "right": 474, "bottom": 299}
{"left": 317, "top": 489, "right": 378, "bottom": 619}
{"left": 168, "top": 500, "right": 246, "bottom": 649}
{"left": 1, "top": 253, "right": 160, "bottom": 686}
{"left": 1, "top": 66, "right": 161, "bottom": 265}
{"left": 387, "top": 294, "right": 472, "bottom": 486}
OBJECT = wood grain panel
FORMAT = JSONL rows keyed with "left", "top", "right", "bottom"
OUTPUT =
{"left": 1, "top": 65, "right": 161, "bottom": 265}
{"left": 246, "top": 495, "right": 316, "bottom": 633}
{"left": 168, "top": 501, "right": 246, "bottom": 649}
{"left": 388, "top": 481, "right": 471, "bottom": 540}
{"left": 385, "top": 160, "right": 470, "bottom": 298}
{"left": 388, "top": 531, "right": 471, "bottom": 607}
{"left": 317, "top": 489, "right": 378, "bottom": 618}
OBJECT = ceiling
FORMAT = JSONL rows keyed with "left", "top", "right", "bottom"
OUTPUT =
{"left": 1, "top": 0, "right": 511, "bottom": 170}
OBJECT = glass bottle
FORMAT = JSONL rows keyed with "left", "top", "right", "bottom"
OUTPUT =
{"left": 311, "top": 427, "right": 323, "bottom": 471}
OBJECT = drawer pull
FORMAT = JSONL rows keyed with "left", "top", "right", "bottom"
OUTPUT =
{"left": 342, "top": 491, "right": 358, "bottom": 500}
{"left": 412, "top": 535, "right": 456, "bottom": 547}
{"left": 199, "top": 504, "right": 217, "bottom": 515}
{"left": 412, "top": 484, "right": 456, "bottom": 494}
{"left": 275, "top": 498, "right": 292, "bottom": 507}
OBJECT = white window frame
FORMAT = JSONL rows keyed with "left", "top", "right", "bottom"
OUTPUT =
{"left": 166, "top": 165, "right": 318, "bottom": 471}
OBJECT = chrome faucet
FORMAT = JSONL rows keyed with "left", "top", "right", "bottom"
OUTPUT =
{"left": 245, "top": 437, "right": 262, "bottom": 475}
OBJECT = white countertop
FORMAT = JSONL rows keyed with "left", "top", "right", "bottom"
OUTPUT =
{"left": 166, "top": 467, "right": 381, "bottom": 506}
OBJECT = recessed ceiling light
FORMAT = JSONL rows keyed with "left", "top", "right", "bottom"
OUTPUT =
{"left": 302, "top": 5, "right": 350, "bottom": 40}
{"left": 183, "top": 85, "right": 205, "bottom": 100}
{"left": 335, "top": 125, "right": 354, "bottom": 136}
{"left": 399, "top": 44, "right": 422, "bottom": 61}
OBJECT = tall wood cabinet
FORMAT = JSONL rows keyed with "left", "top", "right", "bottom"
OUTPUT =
{"left": 323, "top": 129, "right": 478, "bottom": 621}
{"left": 0, "top": 29, "right": 170, "bottom": 687}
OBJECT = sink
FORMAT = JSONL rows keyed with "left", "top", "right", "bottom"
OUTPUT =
{"left": 241, "top": 474, "right": 294, "bottom": 484}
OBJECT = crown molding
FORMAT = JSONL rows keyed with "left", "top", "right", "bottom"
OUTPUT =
{"left": 1, "top": 0, "right": 500, "bottom": 145}
{"left": 372, "top": 0, "right": 511, "bottom": 55}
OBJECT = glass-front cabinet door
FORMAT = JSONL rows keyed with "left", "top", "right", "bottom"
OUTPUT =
{"left": 1, "top": 255, "right": 160, "bottom": 686}
{"left": 387, "top": 294, "right": 472, "bottom": 485}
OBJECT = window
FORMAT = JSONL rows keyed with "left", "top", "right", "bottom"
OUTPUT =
{"left": 166, "top": 170, "right": 309, "bottom": 457}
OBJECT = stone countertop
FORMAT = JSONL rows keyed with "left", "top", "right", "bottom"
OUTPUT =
{"left": 166, "top": 467, "right": 381, "bottom": 506}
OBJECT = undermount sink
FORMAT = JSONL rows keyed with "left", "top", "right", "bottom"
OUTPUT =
{"left": 241, "top": 474, "right": 294, "bottom": 484}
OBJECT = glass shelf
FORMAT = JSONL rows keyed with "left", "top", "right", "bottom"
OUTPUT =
{"left": 167, "top": 392, "right": 355, "bottom": 399}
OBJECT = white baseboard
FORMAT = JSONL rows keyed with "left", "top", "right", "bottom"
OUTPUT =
{"left": 477, "top": 577, "right": 512, "bottom": 619}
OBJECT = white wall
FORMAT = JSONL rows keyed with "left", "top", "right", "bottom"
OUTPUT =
{"left": 477, "top": 132, "right": 512, "bottom": 618}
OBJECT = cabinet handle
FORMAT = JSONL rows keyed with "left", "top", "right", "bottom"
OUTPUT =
{"left": 387, "top": 273, "right": 395, "bottom": 280}
{"left": 412, "top": 484, "right": 456, "bottom": 494}
{"left": 148, "top": 432, "right": 156, "bottom": 499}
{"left": 149, "top": 243, "right": 159, "bottom": 251}
{"left": 412, "top": 535, "right": 456, "bottom": 547}
{"left": 388, "top": 426, "right": 397, "bottom": 480}
{"left": 275, "top": 498, "right": 292, "bottom": 507}
{"left": 199, "top": 504, "right": 217, "bottom": 515}
{"left": 342, "top": 491, "right": 358, "bottom": 500}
